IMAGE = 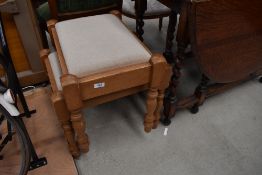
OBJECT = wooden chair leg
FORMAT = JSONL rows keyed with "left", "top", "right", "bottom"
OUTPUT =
{"left": 71, "top": 112, "right": 89, "bottom": 153}
{"left": 159, "top": 17, "right": 163, "bottom": 31}
{"left": 190, "top": 75, "right": 209, "bottom": 114}
{"left": 153, "top": 89, "right": 165, "bottom": 129}
{"left": 153, "top": 64, "right": 172, "bottom": 129}
{"left": 51, "top": 92, "right": 80, "bottom": 158}
{"left": 145, "top": 54, "right": 169, "bottom": 132}
{"left": 135, "top": 1, "right": 147, "bottom": 41}
{"left": 163, "top": 10, "right": 178, "bottom": 63}
{"left": 162, "top": 11, "right": 180, "bottom": 126}
{"left": 136, "top": 19, "right": 144, "bottom": 41}
{"left": 162, "top": 55, "right": 182, "bottom": 126}
{"left": 162, "top": 4, "right": 189, "bottom": 125}
{"left": 61, "top": 74, "right": 89, "bottom": 153}
{"left": 144, "top": 88, "right": 158, "bottom": 132}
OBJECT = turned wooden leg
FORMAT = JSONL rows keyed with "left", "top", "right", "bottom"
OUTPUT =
{"left": 162, "top": 45, "right": 185, "bottom": 126}
{"left": 61, "top": 74, "right": 89, "bottom": 153}
{"left": 159, "top": 17, "right": 163, "bottom": 31}
{"left": 136, "top": 17, "right": 145, "bottom": 41}
{"left": 190, "top": 75, "right": 209, "bottom": 114}
{"left": 162, "top": 36, "right": 186, "bottom": 126}
{"left": 162, "top": 3, "right": 189, "bottom": 125}
{"left": 162, "top": 48, "right": 185, "bottom": 126}
{"left": 153, "top": 89, "right": 165, "bottom": 129}
{"left": 144, "top": 88, "right": 158, "bottom": 132}
{"left": 145, "top": 54, "right": 169, "bottom": 132}
{"left": 163, "top": 10, "right": 177, "bottom": 64}
{"left": 135, "top": 0, "right": 147, "bottom": 41}
{"left": 51, "top": 92, "right": 80, "bottom": 158}
{"left": 162, "top": 55, "right": 182, "bottom": 126}
{"left": 70, "top": 111, "right": 89, "bottom": 152}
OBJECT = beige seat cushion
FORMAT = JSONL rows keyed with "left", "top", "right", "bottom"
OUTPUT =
{"left": 55, "top": 14, "right": 151, "bottom": 77}
{"left": 122, "top": 0, "right": 171, "bottom": 17}
{"left": 48, "top": 52, "right": 62, "bottom": 90}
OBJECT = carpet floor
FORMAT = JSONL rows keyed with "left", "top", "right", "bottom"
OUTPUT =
{"left": 75, "top": 17, "right": 262, "bottom": 175}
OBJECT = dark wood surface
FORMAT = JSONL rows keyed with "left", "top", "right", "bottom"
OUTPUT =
{"left": 161, "top": 0, "right": 262, "bottom": 125}
{"left": 191, "top": 0, "right": 262, "bottom": 83}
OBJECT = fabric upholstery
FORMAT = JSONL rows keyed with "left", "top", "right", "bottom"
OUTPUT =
{"left": 57, "top": 0, "right": 119, "bottom": 13}
{"left": 122, "top": 0, "right": 170, "bottom": 17}
{"left": 48, "top": 52, "right": 62, "bottom": 90}
{"left": 55, "top": 14, "right": 151, "bottom": 77}
{"left": 37, "top": 2, "right": 51, "bottom": 21}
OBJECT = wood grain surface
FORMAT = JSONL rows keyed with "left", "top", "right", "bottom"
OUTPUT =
{"left": 191, "top": 0, "right": 262, "bottom": 83}
{"left": 0, "top": 88, "right": 78, "bottom": 175}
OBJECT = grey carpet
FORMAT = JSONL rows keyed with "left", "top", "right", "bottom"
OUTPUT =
{"left": 75, "top": 17, "right": 262, "bottom": 175}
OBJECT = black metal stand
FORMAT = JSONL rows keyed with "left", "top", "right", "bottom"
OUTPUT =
{"left": 0, "top": 15, "right": 47, "bottom": 170}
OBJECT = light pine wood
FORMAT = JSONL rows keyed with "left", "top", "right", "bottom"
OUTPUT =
{"left": 61, "top": 74, "right": 89, "bottom": 153}
{"left": 153, "top": 89, "right": 164, "bottom": 129}
{"left": 51, "top": 92, "right": 80, "bottom": 157}
{"left": 144, "top": 88, "right": 158, "bottom": 132}
{"left": 40, "top": 49, "right": 81, "bottom": 156}
{"left": 144, "top": 54, "right": 168, "bottom": 132}
{"left": 84, "top": 85, "right": 148, "bottom": 108}
{"left": 42, "top": 11, "right": 171, "bottom": 156}
{"left": 47, "top": 19, "right": 70, "bottom": 75}
{"left": 47, "top": 19, "right": 57, "bottom": 47}
{"left": 0, "top": 88, "right": 78, "bottom": 175}
{"left": 79, "top": 62, "right": 151, "bottom": 100}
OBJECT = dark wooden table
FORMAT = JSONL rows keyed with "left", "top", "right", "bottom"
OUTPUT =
{"left": 137, "top": 0, "right": 262, "bottom": 125}
{"left": 136, "top": 0, "right": 184, "bottom": 125}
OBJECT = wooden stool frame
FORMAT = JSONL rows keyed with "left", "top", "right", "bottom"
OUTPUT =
{"left": 40, "top": 11, "right": 171, "bottom": 157}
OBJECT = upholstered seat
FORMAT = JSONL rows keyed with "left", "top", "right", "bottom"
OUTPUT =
{"left": 122, "top": 0, "right": 171, "bottom": 40}
{"left": 122, "top": 0, "right": 170, "bottom": 17}
{"left": 55, "top": 14, "right": 151, "bottom": 77}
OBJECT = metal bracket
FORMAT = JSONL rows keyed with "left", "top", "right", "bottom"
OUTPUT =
{"left": 29, "top": 157, "right": 48, "bottom": 171}
{"left": 0, "top": 0, "right": 19, "bottom": 14}
{"left": 19, "top": 109, "right": 36, "bottom": 118}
